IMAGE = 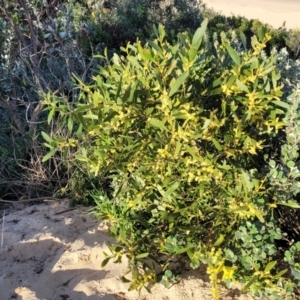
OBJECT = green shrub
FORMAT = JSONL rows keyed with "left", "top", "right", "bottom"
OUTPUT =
{"left": 0, "top": 0, "right": 99, "bottom": 199}
{"left": 43, "top": 21, "right": 298, "bottom": 299}
{"left": 0, "top": 109, "right": 29, "bottom": 198}
{"left": 284, "top": 241, "right": 300, "bottom": 286}
{"left": 205, "top": 12, "right": 289, "bottom": 57}
{"left": 75, "top": 0, "right": 205, "bottom": 56}
{"left": 0, "top": 0, "right": 204, "bottom": 201}
{"left": 285, "top": 29, "right": 300, "bottom": 59}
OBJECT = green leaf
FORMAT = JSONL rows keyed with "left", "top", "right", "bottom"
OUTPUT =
{"left": 187, "top": 249, "right": 200, "bottom": 269}
{"left": 274, "top": 269, "right": 288, "bottom": 279}
{"left": 212, "top": 77, "right": 222, "bottom": 88}
{"left": 172, "top": 111, "right": 191, "bottom": 120}
{"left": 257, "top": 27, "right": 266, "bottom": 42}
{"left": 202, "top": 119, "right": 211, "bottom": 130}
{"left": 122, "top": 83, "right": 137, "bottom": 103}
{"left": 272, "top": 100, "right": 290, "bottom": 110}
{"left": 112, "top": 53, "right": 121, "bottom": 66}
{"left": 68, "top": 116, "right": 73, "bottom": 132}
{"left": 242, "top": 275, "right": 259, "bottom": 292}
{"left": 116, "top": 76, "right": 123, "bottom": 101}
{"left": 232, "top": 206, "right": 248, "bottom": 213}
{"left": 75, "top": 154, "right": 88, "bottom": 162}
{"left": 156, "top": 184, "right": 166, "bottom": 197}
{"left": 152, "top": 24, "right": 159, "bottom": 38}
{"left": 212, "top": 138, "right": 223, "bottom": 151}
{"left": 262, "top": 65, "right": 275, "bottom": 75}
{"left": 137, "top": 43, "right": 153, "bottom": 60}
{"left": 254, "top": 208, "right": 265, "bottom": 223}
{"left": 127, "top": 82, "right": 137, "bottom": 103}
{"left": 101, "top": 257, "right": 110, "bottom": 268}
{"left": 224, "top": 43, "right": 240, "bottom": 65}
{"left": 164, "top": 182, "right": 180, "bottom": 198}
{"left": 158, "top": 24, "right": 166, "bottom": 40}
{"left": 174, "top": 141, "right": 182, "bottom": 157}
{"left": 251, "top": 35, "right": 258, "bottom": 50}
{"left": 41, "top": 131, "right": 53, "bottom": 144}
{"left": 147, "top": 40, "right": 162, "bottom": 52}
{"left": 227, "top": 76, "right": 236, "bottom": 88}
{"left": 192, "top": 18, "right": 208, "bottom": 50}
{"left": 209, "top": 87, "right": 222, "bottom": 96}
{"left": 264, "top": 261, "right": 277, "bottom": 273}
{"left": 121, "top": 276, "right": 131, "bottom": 283}
{"left": 278, "top": 201, "right": 300, "bottom": 209}
{"left": 75, "top": 104, "right": 94, "bottom": 112}
{"left": 188, "top": 47, "right": 198, "bottom": 61}
{"left": 269, "top": 160, "right": 276, "bottom": 168}
{"left": 92, "top": 91, "right": 101, "bottom": 106}
{"left": 83, "top": 113, "right": 98, "bottom": 120}
{"left": 146, "top": 107, "right": 154, "bottom": 116}
{"left": 165, "top": 59, "right": 178, "bottom": 77}
{"left": 218, "top": 162, "right": 231, "bottom": 170}
{"left": 240, "top": 31, "right": 247, "bottom": 49}
{"left": 291, "top": 266, "right": 300, "bottom": 279}
{"left": 136, "top": 253, "right": 149, "bottom": 259}
{"left": 76, "top": 123, "right": 83, "bottom": 137}
{"left": 213, "top": 234, "right": 224, "bottom": 246}
{"left": 42, "top": 149, "right": 56, "bottom": 162}
{"left": 247, "top": 57, "right": 259, "bottom": 69}
{"left": 48, "top": 107, "right": 55, "bottom": 124}
{"left": 271, "top": 70, "right": 279, "bottom": 89}
{"left": 169, "top": 71, "right": 189, "bottom": 97}
{"left": 128, "top": 56, "right": 142, "bottom": 69}
{"left": 236, "top": 79, "right": 250, "bottom": 93}
{"left": 148, "top": 118, "right": 166, "bottom": 130}
{"left": 43, "top": 143, "right": 53, "bottom": 149}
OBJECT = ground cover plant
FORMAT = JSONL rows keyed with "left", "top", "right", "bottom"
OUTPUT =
{"left": 42, "top": 18, "right": 300, "bottom": 299}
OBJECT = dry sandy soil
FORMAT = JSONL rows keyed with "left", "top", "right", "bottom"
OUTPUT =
{"left": 0, "top": 199, "right": 254, "bottom": 300}
{"left": 203, "top": 0, "right": 300, "bottom": 30}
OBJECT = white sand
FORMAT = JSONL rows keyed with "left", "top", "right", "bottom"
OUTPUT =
{"left": 203, "top": 0, "right": 300, "bottom": 29}
{"left": 0, "top": 200, "right": 253, "bottom": 300}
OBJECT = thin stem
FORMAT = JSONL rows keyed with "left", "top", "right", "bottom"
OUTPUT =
{"left": 1, "top": 210, "right": 5, "bottom": 253}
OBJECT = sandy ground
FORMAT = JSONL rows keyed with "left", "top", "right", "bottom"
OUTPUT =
{"left": 0, "top": 200, "right": 253, "bottom": 300}
{"left": 203, "top": 0, "right": 300, "bottom": 29}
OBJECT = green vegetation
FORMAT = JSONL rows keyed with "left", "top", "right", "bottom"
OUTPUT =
{"left": 1, "top": 0, "right": 300, "bottom": 299}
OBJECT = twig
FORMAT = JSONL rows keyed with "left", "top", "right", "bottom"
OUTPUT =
{"left": 0, "top": 197, "right": 69, "bottom": 203}
{"left": 53, "top": 207, "right": 79, "bottom": 215}
{"left": 1, "top": 210, "right": 5, "bottom": 253}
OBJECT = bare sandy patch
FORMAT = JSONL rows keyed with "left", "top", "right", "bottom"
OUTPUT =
{"left": 203, "top": 0, "right": 300, "bottom": 29}
{"left": 0, "top": 200, "right": 253, "bottom": 300}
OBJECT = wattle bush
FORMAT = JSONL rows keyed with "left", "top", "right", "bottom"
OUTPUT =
{"left": 43, "top": 20, "right": 299, "bottom": 299}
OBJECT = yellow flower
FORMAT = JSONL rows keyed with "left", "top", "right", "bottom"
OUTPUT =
{"left": 68, "top": 138, "right": 77, "bottom": 147}
{"left": 88, "top": 130, "right": 96, "bottom": 136}
{"left": 126, "top": 200, "right": 134, "bottom": 208}
{"left": 222, "top": 265, "right": 237, "bottom": 281}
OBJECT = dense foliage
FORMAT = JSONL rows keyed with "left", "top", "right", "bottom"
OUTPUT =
{"left": 1, "top": 1, "right": 300, "bottom": 299}
{"left": 43, "top": 20, "right": 300, "bottom": 298}
{"left": 0, "top": 0, "right": 204, "bottom": 200}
